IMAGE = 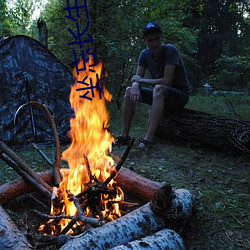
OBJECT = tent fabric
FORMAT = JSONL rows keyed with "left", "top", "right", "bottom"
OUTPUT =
{"left": 0, "top": 35, "right": 74, "bottom": 144}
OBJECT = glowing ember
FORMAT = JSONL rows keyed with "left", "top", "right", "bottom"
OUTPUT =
{"left": 40, "top": 56, "right": 124, "bottom": 235}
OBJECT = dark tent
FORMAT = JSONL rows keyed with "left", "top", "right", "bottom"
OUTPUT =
{"left": 0, "top": 35, "right": 74, "bottom": 144}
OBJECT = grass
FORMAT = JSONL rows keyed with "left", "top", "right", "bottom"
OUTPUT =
{"left": 0, "top": 94, "right": 249, "bottom": 249}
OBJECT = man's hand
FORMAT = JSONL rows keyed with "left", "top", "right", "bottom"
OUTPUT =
{"left": 131, "top": 74, "right": 142, "bottom": 83}
{"left": 130, "top": 82, "right": 141, "bottom": 102}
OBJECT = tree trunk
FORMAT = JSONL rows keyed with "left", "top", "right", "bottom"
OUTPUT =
{"left": 37, "top": 19, "right": 48, "bottom": 47}
{"left": 0, "top": 204, "right": 32, "bottom": 249}
{"left": 155, "top": 108, "right": 250, "bottom": 154}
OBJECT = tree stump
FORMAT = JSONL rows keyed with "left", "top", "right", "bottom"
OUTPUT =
{"left": 155, "top": 108, "right": 250, "bottom": 154}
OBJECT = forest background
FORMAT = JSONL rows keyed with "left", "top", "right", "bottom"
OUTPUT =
{"left": 1, "top": 0, "right": 250, "bottom": 107}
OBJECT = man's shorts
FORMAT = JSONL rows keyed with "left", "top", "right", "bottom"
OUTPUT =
{"left": 140, "top": 87, "right": 189, "bottom": 111}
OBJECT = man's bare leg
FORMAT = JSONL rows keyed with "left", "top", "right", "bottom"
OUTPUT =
{"left": 139, "top": 85, "right": 166, "bottom": 146}
{"left": 120, "top": 87, "right": 136, "bottom": 138}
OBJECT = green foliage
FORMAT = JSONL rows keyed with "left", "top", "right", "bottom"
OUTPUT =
{"left": 2, "top": 0, "right": 250, "bottom": 99}
{"left": 208, "top": 55, "right": 250, "bottom": 89}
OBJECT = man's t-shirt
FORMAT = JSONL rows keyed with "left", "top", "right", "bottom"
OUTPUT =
{"left": 138, "top": 44, "right": 191, "bottom": 91}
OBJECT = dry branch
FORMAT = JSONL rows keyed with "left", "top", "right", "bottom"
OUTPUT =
{"left": 0, "top": 152, "right": 51, "bottom": 199}
{"left": 0, "top": 141, "right": 52, "bottom": 193}
{"left": 0, "top": 171, "right": 53, "bottom": 204}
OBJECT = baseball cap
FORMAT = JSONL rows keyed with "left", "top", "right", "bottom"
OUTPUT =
{"left": 142, "top": 22, "right": 162, "bottom": 38}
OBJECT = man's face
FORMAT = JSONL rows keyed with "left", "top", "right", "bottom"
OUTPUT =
{"left": 143, "top": 31, "right": 162, "bottom": 52}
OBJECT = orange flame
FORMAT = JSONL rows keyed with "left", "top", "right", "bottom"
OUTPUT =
{"left": 43, "top": 56, "right": 123, "bottom": 234}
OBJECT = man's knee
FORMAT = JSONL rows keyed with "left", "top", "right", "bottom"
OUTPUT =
{"left": 153, "top": 85, "right": 166, "bottom": 98}
{"left": 124, "top": 87, "right": 132, "bottom": 99}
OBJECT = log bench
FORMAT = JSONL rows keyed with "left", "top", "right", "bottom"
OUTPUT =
{"left": 155, "top": 108, "right": 250, "bottom": 154}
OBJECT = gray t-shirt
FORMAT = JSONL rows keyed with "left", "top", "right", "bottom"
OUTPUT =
{"left": 138, "top": 44, "right": 190, "bottom": 91}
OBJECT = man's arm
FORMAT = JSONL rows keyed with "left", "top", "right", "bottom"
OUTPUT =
{"left": 129, "top": 66, "right": 146, "bottom": 102}
{"left": 132, "top": 64, "right": 176, "bottom": 87}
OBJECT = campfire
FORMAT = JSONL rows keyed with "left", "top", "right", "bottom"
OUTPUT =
{"left": 0, "top": 57, "right": 196, "bottom": 249}
{"left": 38, "top": 57, "right": 129, "bottom": 236}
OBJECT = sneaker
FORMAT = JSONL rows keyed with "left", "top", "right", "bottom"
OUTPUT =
{"left": 114, "top": 136, "right": 132, "bottom": 146}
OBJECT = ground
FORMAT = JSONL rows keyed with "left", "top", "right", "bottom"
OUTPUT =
{"left": 0, "top": 95, "right": 249, "bottom": 249}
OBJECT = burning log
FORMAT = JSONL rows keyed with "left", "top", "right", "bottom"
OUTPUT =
{"left": 59, "top": 185, "right": 195, "bottom": 250}
{"left": 0, "top": 204, "right": 32, "bottom": 249}
{"left": 110, "top": 228, "right": 185, "bottom": 250}
{"left": 0, "top": 167, "right": 160, "bottom": 205}
{"left": 156, "top": 108, "right": 250, "bottom": 154}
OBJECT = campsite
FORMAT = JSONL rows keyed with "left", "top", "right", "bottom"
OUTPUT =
{"left": 0, "top": 0, "right": 249, "bottom": 249}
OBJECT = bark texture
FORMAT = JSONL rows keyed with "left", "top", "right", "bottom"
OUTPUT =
{"left": 0, "top": 204, "right": 32, "bottom": 249}
{"left": 110, "top": 228, "right": 185, "bottom": 250}
{"left": 59, "top": 187, "right": 195, "bottom": 250}
{"left": 0, "top": 167, "right": 159, "bottom": 205}
{"left": 115, "top": 167, "right": 162, "bottom": 202}
{"left": 156, "top": 108, "right": 250, "bottom": 154}
{"left": 0, "top": 171, "right": 53, "bottom": 204}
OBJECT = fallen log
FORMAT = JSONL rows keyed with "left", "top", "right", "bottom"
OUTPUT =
{"left": 0, "top": 204, "right": 32, "bottom": 249}
{"left": 155, "top": 108, "right": 250, "bottom": 154}
{"left": 59, "top": 186, "right": 195, "bottom": 250}
{"left": 0, "top": 167, "right": 160, "bottom": 205}
{"left": 0, "top": 171, "right": 53, "bottom": 204}
{"left": 114, "top": 166, "right": 162, "bottom": 202}
{"left": 110, "top": 228, "right": 185, "bottom": 250}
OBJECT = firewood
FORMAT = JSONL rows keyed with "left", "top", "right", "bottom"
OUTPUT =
{"left": 115, "top": 167, "right": 162, "bottom": 202}
{"left": 59, "top": 186, "right": 195, "bottom": 250}
{"left": 110, "top": 228, "right": 186, "bottom": 250}
{"left": 0, "top": 204, "right": 32, "bottom": 249}
{"left": 0, "top": 141, "right": 52, "bottom": 193}
{"left": 0, "top": 167, "right": 159, "bottom": 205}
{"left": 0, "top": 171, "right": 53, "bottom": 204}
{"left": 0, "top": 152, "right": 51, "bottom": 199}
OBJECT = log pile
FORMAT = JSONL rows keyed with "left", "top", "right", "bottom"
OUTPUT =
{"left": 156, "top": 108, "right": 250, "bottom": 154}
{"left": 59, "top": 185, "right": 195, "bottom": 250}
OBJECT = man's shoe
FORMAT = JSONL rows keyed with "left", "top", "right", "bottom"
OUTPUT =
{"left": 114, "top": 136, "right": 132, "bottom": 146}
{"left": 136, "top": 139, "right": 155, "bottom": 149}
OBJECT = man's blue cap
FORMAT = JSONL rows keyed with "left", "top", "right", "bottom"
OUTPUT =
{"left": 142, "top": 22, "right": 162, "bottom": 38}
